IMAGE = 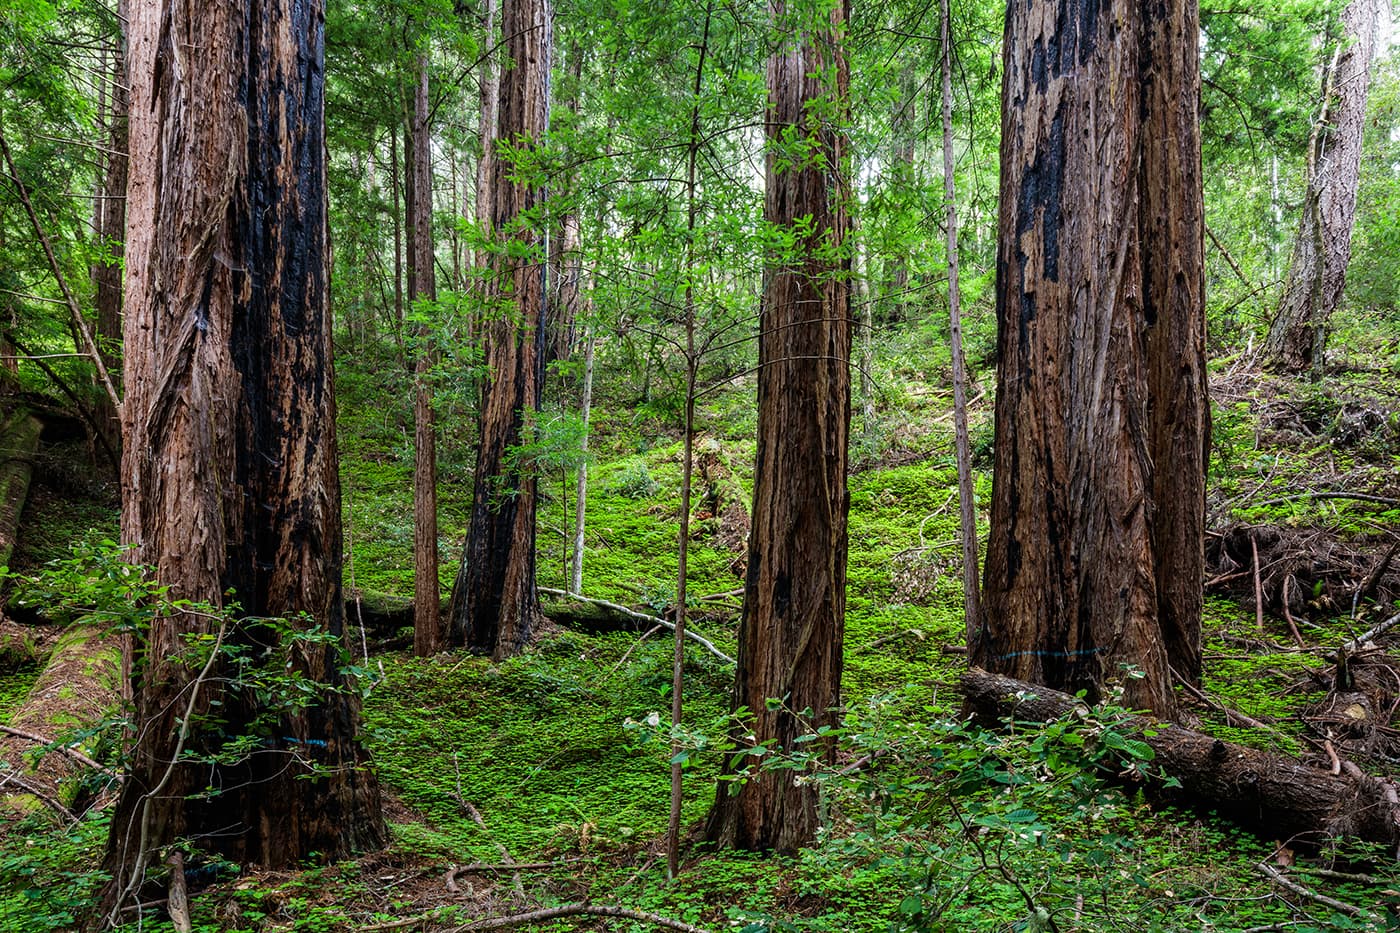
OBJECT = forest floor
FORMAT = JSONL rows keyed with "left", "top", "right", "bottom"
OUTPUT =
{"left": 0, "top": 333, "right": 1398, "bottom": 932}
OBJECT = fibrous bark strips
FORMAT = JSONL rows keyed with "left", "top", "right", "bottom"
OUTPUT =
{"left": 99, "top": 0, "right": 383, "bottom": 921}
{"left": 978, "top": 0, "right": 1208, "bottom": 715}
{"left": 706, "top": 0, "right": 852, "bottom": 853}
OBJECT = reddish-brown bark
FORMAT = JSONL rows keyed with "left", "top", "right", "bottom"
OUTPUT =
{"left": 706, "top": 0, "right": 851, "bottom": 854}
{"left": 97, "top": 0, "right": 384, "bottom": 921}
{"left": 977, "top": 0, "right": 1207, "bottom": 715}
{"left": 448, "top": 0, "right": 551, "bottom": 659}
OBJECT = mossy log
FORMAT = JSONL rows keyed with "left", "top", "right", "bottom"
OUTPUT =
{"left": 1, "top": 623, "right": 121, "bottom": 817}
{"left": 0, "top": 408, "right": 42, "bottom": 576}
{"left": 960, "top": 668, "right": 1400, "bottom": 848}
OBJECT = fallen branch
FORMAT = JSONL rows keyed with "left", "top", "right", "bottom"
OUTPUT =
{"left": 538, "top": 588, "right": 734, "bottom": 664}
{"left": 960, "top": 669, "right": 1400, "bottom": 847}
{"left": 1172, "top": 673, "right": 1282, "bottom": 736}
{"left": 1249, "top": 491, "right": 1399, "bottom": 511}
{"left": 1256, "top": 862, "right": 1376, "bottom": 921}
{"left": 1340, "top": 609, "right": 1400, "bottom": 656}
{"left": 0, "top": 769, "right": 77, "bottom": 823}
{"left": 854, "top": 628, "right": 925, "bottom": 654}
{"left": 445, "top": 904, "right": 715, "bottom": 933}
{"left": 0, "top": 724, "right": 116, "bottom": 776}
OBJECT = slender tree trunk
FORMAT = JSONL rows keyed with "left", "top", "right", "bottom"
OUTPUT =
{"left": 886, "top": 64, "right": 915, "bottom": 324}
{"left": 448, "top": 0, "right": 551, "bottom": 660}
{"left": 473, "top": 0, "right": 500, "bottom": 290}
{"left": 706, "top": 0, "right": 851, "bottom": 854}
{"left": 940, "top": 0, "right": 981, "bottom": 645}
{"left": 411, "top": 51, "right": 443, "bottom": 655}
{"left": 97, "top": 0, "right": 384, "bottom": 922}
{"left": 976, "top": 0, "right": 1206, "bottom": 717}
{"left": 569, "top": 328, "right": 594, "bottom": 596}
{"left": 391, "top": 130, "right": 405, "bottom": 340}
{"left": 91, "top": 13, "right": 127, "bottom": 454}
{"left": 668, "top": 1, "right": 712, "bottom": 877}
{"left": 855, "top": 229, "right": 874, "bottom": 440}
{"left": 1264, "top": 0, "right": 1380, "bottom": 374}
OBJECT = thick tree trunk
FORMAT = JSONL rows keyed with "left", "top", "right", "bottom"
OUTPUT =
{"left": 706, "top": 0, "right": 851, "bottom": 854}
{"left": 1141, "top": 0, "right": 1208, "bottom": 686}
{"left": 411, "top": 51, "right": 443, "bottom": 656}
{"left": 961, "top": 669, "right": 1400, "bottom": 849}
{"left": 1264, "top": 0, "right": 1380, "bottom": 374}
{"left": 98, "top": 0, "right": 384, "bottom": 921}
{"left": 448, "top": 0, "right": 551, "bottom": 660}
{"left": 976, "top": 0, "right": 1206, "bottom": 717}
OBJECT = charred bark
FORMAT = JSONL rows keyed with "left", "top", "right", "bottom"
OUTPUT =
{"left": 448, "top": 0, "right": 551, "bottom": 660}
{"left": 976, "top": 0, "right": 1207, "bottom": 716}
{"left": 706, "top": 0, "right": 851, "bottom": 854}
{"left": 1265, "top": 0, "right": 1381, "bottom": 374}
{"left": 97, "top": 0, "right": 384, "bottom": 922}
{"left": 961, "top": 669, "right": 1400, "bottom": 849}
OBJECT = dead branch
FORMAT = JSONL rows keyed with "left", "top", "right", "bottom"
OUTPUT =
{"left": 0, "top": 724, "right": 116, "bottom": 776}
{"left": 537, "top": 587, "right": 734, "bottom": 664}
{"left": 1340, "top": 609, "right": 1400, "bottom": 656}
{"left": 1256, "top": 862, "right": 1376, "bottom": 921}
{"left": 445, "top": 904, "right": 715, "bottom": 933}
{"left": 0, "top": 769, "right": 77, "bottom": 822}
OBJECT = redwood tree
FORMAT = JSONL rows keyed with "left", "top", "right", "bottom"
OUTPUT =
{"left": 411, "top": 48, "right": 443, "bottom": 655}
{"left": 706, "top": 0, "right": 851, "bottom": 853}
{"left": 97, "top": 0, "right": 384, "bottom": 921}
{"left": 1264, "top": 0, "right": 1381, "bottom": 374}
{"left": 447, "top": 0, "right": 551, "bottom": 659}
{"left": 975, "top": 0, "right": 1207, "bottom": 715}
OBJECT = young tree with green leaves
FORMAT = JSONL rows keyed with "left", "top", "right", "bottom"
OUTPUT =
{"left": 1265, "top": 0, "right": 1383, "bottom": 373}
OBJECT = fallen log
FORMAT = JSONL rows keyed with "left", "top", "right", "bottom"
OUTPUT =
{"left": 1, "top": 623, "right": 121, "bottom": 817}
{"left": 960, "top": 668, "right": 1400, "bottom": 848}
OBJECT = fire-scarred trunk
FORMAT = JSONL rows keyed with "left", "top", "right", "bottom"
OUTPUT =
{"left": 96, "top": 0, "right": 384, "bottom": 922}
{"left": 976, "top": 0, "right": 1207, "bottom": 716}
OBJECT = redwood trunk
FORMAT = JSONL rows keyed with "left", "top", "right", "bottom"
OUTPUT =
{"left": 706, "top": 0, "right": 851, "bottom": 853}
{"left": 92, "top": 14, "right": 127, "bottom": 453}
{"left": 977, "top": 0, "right": 1207, "bottom": 716}
{"left": 1264, "top": 0, "right": 1380, "bottom": 373}
{"left": 98, "top": 0, "right": 384, "bottom": 920}
{"left": 1141, "top": 0, "right": 1208, "bottom": 685}
{"left": 411, "top": 51, "right": 443, "bottom": 655}
{"left": 448, "top": 0, "right": 551, "bottom": 659}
